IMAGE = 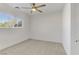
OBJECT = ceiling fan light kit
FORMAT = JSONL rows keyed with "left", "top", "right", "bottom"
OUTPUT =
{"left": 32, "top": 8, "right": 36, "bottom": 11}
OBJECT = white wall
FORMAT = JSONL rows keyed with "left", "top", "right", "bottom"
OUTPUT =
{"left": 30, "top": 12, "right": 62, "bottom": 43}
{"left": 71, "top": 3, "right": 79, "bottom": 54}
{"left": 62, "top": 4, "right": 71, "bottom": 54}
{"left": 0, "top": 4, "right": 29, "bottom": 50}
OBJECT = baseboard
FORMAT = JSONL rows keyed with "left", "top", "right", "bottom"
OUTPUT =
{"left": 28, "top": 38, "right": 62, "bottom": 44}
{"left": 29, "top": 37, "right": 62, "bottom": 44}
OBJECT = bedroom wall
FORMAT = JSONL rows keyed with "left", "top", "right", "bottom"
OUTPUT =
{"left": 0, "top": 4, "right": 29, "bottom": 50}
{"left": 30, "top": 11, "right": 62, "bottom": 43}
{"left": 62, "top": 3, "right": 71, "bottom": 54}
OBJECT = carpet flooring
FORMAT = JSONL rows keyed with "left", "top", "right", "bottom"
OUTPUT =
{"left": 0, "top": 39, "right": 66, "bottom": 55}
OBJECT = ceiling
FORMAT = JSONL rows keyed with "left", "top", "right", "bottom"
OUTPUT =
{"left": 7, "top": 3, "right": 65, "bottom": 15}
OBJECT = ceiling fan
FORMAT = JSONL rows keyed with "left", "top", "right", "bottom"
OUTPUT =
{"left": 15, "top": 3, "right": 46, "bottom": 13}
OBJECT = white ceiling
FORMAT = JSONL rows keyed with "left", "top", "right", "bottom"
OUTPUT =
{"left": 7, "top": 3, "right": 65, "bottom": 15}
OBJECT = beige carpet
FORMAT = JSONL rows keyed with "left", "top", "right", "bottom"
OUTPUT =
{"left": 0, "top": 39, "right": 66, "bottom": 55}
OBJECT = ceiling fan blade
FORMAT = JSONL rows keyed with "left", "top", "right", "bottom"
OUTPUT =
{"left": 36, "top": 4, "right": 46, "bottom": 8}
{"left": 15, "top": 7, "right": 31, "bottom": 9}
{"left": 36, "top": 8, "right": 42, "bottom": 13}
{"left": 15, "top": 7, "right": 20, "bottom": 8}
{"left": 21, "top": 7, "right": 32, "bottom": 9}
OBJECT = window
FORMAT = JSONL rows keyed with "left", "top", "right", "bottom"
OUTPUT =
{"left": 0, "top": 12, "right": 22, "bottom": 28}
